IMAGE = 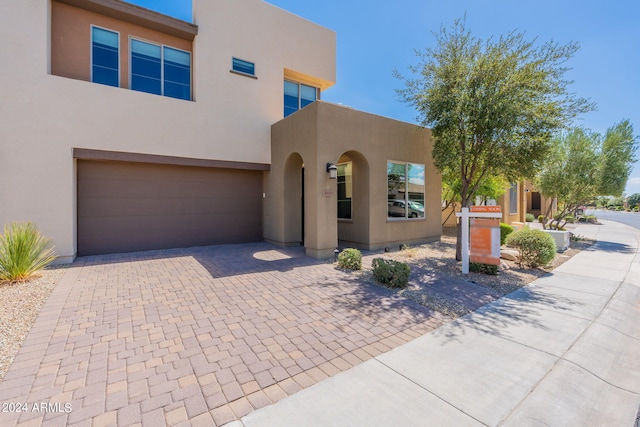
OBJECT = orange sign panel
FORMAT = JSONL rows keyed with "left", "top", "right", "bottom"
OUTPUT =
{"left": 470, "top": 205, "right": 501, "bottom": 213}
{"left": 470, "top": 218, "right": 500, "bottom": 265}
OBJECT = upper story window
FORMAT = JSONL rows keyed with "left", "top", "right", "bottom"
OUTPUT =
{"left": 131, "top": 39, "right": 191, "bottom": 100}
{"left": 91, "top": 26, "right": 119, "bottom": 87}
{"left": 232, "top": 58, "right": 255, "bottom": 77}
{"left": 284, "top": 80, "right": 317, "bottom": 117}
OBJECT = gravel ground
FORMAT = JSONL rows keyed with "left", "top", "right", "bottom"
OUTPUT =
{"left": 0, "top": 265, "right": 68, "bottom": 381}
{"left": 371, "top": 226, "right": 596, "bottom": 318}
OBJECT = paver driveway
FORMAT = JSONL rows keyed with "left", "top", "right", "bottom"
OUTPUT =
{"left": 0, "top": 243, "right": 449, "bottom": 426}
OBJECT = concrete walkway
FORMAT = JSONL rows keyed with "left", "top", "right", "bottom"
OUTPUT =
{"left": 235, "top": 220, "right": 640, "bottom": 427}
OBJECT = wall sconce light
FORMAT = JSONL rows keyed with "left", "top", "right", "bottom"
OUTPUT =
{"left": 326, "top": 163, "right": 338, "bottom": 179}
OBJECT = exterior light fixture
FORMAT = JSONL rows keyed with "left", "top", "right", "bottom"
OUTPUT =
{"left": 326, "top": 163, "right": 338, "bottom": 179}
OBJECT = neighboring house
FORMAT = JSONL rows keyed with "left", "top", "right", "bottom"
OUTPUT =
{"left": 0, "top": 0, "right": 441, "bottom": 262}
{"left": 441, "top": 181, "right": 557, "bottom": 227}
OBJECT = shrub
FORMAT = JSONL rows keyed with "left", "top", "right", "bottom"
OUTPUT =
{"left": 565, "top": 215, "right": 575, "bottom": 224}
{"left": 537, "top": 215, "right": 545, "bottom": 223}
{"left": 0, "top": 222, "right": 56, "bottom": 282}
{"left": 525, "top": 213, "right": 535, "bottom": 222}
{"left": 337, "top": 248, "right": 362, "bottom": 270}
{"left": 372, "top": 258, "right": 410, "bottom": 288}
{"left": 586, "top": 215, "right": 598, "bottom": 223}
{"left": 505, "top": 228, "right": 556, "bottom": 268}
{"left": 470, "top": 262, "right": 498, "bottom": 275}
{"left": 499, "top": 223, "right": 514, "bottom": 246}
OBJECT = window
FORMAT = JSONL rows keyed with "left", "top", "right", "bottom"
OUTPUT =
{"left": 284, "top": 80, "right": 317, "bottom": 117}
{"left": 131, "top": 39, "right": 191, "bottom": 100}
{"left": 387, "top": 161, "right": 425, "bottom": 219}
{"left": 509, "top": 182, "right": 518, "bottom": 214}
{"left": 337, "top": 162, "right": 352, "bottom": 219}
{"left": 91, "top": 27, "right": 119, "bottom": 87}
{"left": 232, "top": 58, "right": 255, "bottom": 76}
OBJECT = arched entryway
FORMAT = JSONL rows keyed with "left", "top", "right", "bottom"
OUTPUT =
{"left": 283, "top": 152, "right": 304, "bottom": 245}
{"left": 336, "top": 150, "right": 370, "bottom": 247}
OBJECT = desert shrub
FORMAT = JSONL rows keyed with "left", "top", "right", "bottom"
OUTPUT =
{"left": 372, "top": 258, "right": 410, "bottom": 288}
{"left": 537, "top": 215, "right": 545, "bottom": 223}
{"left": 337, "top": 248, "right": 362, "bottom": 270}
{"left": 565, "top": 215, "right": 575, "bottom": 224}
{"left": 0, "top": 222, "right": 56, "bottom": 282}
{"left": 470, "top": 262, "right": 498, "bottom": 275}
{"left": 500, "top": 223, "right": 514, "bottom": 246}
{"left": 525, "top": 213, "right": 535, "bottom": 222}
{"left": 505, "top": 228, "right": 556, "bottom": 268}
{"left": 586, "top": 215, "right": 598, "bottom": 223}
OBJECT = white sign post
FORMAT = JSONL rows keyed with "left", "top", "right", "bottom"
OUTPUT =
{"left": 455, "top": 207, "right": 502, "bottom": 274}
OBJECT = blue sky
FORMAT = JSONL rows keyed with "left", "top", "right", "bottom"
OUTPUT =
{"left": 128, "top": 0, "right": 640, "bottom": 196}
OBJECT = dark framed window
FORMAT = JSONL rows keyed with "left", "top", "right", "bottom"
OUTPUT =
{"left": 509, "top": 183, "right": 518, "bottom": 214}
{"left": 284, "top": 80, "right": 317, "bottom": 117}
{"left": 387, "top": 161, "right": 425, "bottom": 219}
{"left": 337, "top": 162, "right": 352, "bottom": 219}
{"left": 232, "top": 58, "right": 255, "bottom": 76}
{"left": 91, "top": 26, "right": 119, "bottom": 87}
{"left": 131, "top": 39, "right": 191, "bottom": 100}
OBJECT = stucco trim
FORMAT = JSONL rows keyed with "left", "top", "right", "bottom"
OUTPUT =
{"left": 72, "top": 148, "right": 270, "bottom": 171}
{"left": 55, "top": 0, "right": 198, "bottom": 41}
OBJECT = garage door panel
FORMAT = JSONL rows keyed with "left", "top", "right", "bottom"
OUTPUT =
{"left": 78, "top": 160, "right": 263, "bottom": 256}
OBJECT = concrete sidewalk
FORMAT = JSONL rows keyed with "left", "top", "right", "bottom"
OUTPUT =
{"left": 234, "top": 220, "right": 640, "bottom": 427}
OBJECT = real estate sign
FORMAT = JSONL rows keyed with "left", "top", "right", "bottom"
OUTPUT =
{"left": 469, "top": 206, "right": 501, "bottom": 266}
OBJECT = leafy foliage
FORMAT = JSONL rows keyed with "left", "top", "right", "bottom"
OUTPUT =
{"left": 372, "top": 258, "right": 410, "bottom": 288}
{"left": 0, "top": 222, "right": 56, "bottom": 282}
{"left": 499, "top": 223, "right": 514, "bottom": 246}
{"left": 337, "top": 248, "right": 362, "bottom": 270}
{"left": 505, "top": 228, "right": 556, "bottom": 268}
{"left": 525, "top": 213, "right": 535, "bottom": 222}
{"left": 470, "top": 262, "right": 498, "bottom": 275}
{"left": 396, "top": 17, "right": 592, "bottom": 258}
{"left": 538, "top": 122, "right": 638, "bottom": 229}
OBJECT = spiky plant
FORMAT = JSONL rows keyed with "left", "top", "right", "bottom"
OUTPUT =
{"left": 0, "top": 222, "right": 56, "bottom": 282}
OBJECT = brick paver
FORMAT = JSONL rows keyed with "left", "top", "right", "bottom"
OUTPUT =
{"left": 0, "top": 242, "right": 452, "bottom": 426}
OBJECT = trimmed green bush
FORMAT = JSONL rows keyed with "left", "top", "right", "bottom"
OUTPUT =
{"left": 0, "top": 222, "right": 56, "bottom": 282}
{"left": 565, "top": 215, "right": 575, "bottom": 224}
{"left": 537, "top": 215, "right": 545, "bottom": 223}
{"left": 372, "top": 258, "right": 410, "bottom": 288}
{"left": 500, "top": 223, "right": 515, "bottom": 246}
{"left": 525, "top": 213, "right": 535, "bottom": 222}
{"left": 337, "top": 248, "right": 362, "bottom": 270}
{"left": 470, "top": 262, "right": 498, "bottom": 275}
{"left": 505, "top": 228, "right": 556, "bottom": 268}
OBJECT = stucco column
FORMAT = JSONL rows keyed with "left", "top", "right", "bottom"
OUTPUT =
{"left": 304, "top": 159, "right": 338, "bottom": 258}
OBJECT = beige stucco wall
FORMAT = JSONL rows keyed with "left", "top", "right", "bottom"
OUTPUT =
{"left": 267, "top": 102, "right": 441, "bottom": 258}
{"left": 0, "top": 0, "right": 336, "bottom": 261}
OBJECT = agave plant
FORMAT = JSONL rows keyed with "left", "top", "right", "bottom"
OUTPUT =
{"left": 0, "top": 222, "right": 56, "bottom": 282}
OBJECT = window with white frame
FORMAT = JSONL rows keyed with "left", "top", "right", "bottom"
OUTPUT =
{"left": 284, "top": 80, "right": 317, "bottom": 117}
{"left": 130, "top": 39, "right": 191, "bottom": 100}
{"left": 91, "top": 26, "right": 119, "bottom": 87}
{"left": 387, "top": 161, "right": 425, "bottom": 219}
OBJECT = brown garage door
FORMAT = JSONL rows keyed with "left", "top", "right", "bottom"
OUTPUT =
{"left": 77, "top": 160, "right": 263, "bottom": 256}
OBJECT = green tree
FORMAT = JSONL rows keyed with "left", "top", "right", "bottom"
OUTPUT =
{"left": 538, "top": 129, "right": 600, "bottom": 229}
{"left": 597, "top": 120, "right": 638, "bottom": 196}
{"left": 396, "top": 18, "right": 592, "bottom": 258}
{"left": 627, "top": 193, "right": 640, "bottom": 209}
{"left": 538, "top": 122, "right": 638, "bottom": 228}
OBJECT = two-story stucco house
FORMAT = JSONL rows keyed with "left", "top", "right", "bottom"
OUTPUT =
{"left": 0, "top": 0, "right": 441, "bottom": 262}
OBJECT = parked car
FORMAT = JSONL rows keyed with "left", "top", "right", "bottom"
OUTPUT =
{"left": 388, "top": 200, "right": 424, "bottom": 218}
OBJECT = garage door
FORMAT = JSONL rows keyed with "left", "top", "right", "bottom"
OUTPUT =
{"left": 77, "top": 160, "right": 263, "bottom": 256}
